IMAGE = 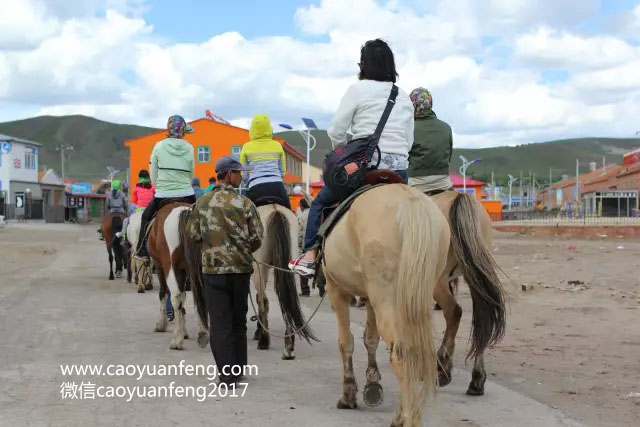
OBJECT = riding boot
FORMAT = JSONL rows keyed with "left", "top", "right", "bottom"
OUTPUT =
{"left": 135, "top": 219, "right": 149, "bottom": 258}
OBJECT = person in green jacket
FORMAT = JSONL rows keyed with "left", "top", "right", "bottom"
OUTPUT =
{"left": 134, "top": 115, "right": 196, "bottom": 260}
{"left": 407, "top": 88, "right": 454, "bottom": 194}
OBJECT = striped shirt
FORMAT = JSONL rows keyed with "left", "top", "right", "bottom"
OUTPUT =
{"left": 239, "top": 139, "right": 286, "bottom": 188}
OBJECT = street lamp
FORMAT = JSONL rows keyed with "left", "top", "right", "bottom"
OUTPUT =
{"left": 459, "top": 155, "right": 482, "bottom": 193}
{"left": 508, "top": 174, "right": 518, "bottom": 211}
{"left": 279, "top": 118, "right": 317, "bottom": 195}
{"left": 55, "top": 144, "right": 74, "bottom": 182}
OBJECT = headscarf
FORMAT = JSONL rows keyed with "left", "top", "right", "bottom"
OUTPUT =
{"left": 167, "top": 115, "right": 189, "bottom": 139}
{"left": 409, "top": 87, "right": 433, "bottom": 118}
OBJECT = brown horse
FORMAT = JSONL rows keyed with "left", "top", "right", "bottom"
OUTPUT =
{"left": 100, "top": 213, "right": 126, "bottom": 280}
{"left": 147, "top": 203, "right": 208, "bottom": 350}
{"left": 430, "top": 191, "right": 506, "bottom": 396}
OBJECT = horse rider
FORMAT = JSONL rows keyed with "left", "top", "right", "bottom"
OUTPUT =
{"left": 134, "top": 115, "right": 196, "bottom": 260}
{"left": 289, "top": 39, "right": 414, "bottom": 277}
{"left": 98, "top": 179, "right": 128, "bottom": 240}
{"left": 239, "top": 114, "right": 292, "bottom": 210}
{"left": 204, "top": 176, "right": 217, "bottom": 194}
{"left": 407, "top": 88, "right": 454, "bottom": 195}
{"left": 297, "top": 198, "right": 311, "bottom": 296}
{"left": 117, "top": 169, "right": 154, "bottom": 240}
{"left": 188, "top": 156, "right": 263, "bottom": 385}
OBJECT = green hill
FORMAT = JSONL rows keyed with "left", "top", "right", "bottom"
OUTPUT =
{"left": 1, "top": 114, "right": 638, "bottom": 186}
{"left": 277, "top": 130, "right": 640, "bottom": 185}
{"left": 0, "top": 115, "right": 158, "bottom": 181}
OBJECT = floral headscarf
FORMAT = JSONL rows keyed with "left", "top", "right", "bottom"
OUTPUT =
{"left": 409, "top": 88, "right": 433, "bottom": 118}
{"left": 167, "top": 115, "right": 188, "bottom": 139}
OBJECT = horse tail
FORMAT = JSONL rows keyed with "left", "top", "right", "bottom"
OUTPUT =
{"left": 268, "top": 209, "right": 318, "bottom": 344}
{"left": 178, "top": 209, "right": 208, "bottom": 331}
{"left": 395, "top": 194, "right": 445, "bottom": 407}
{"left": 450, "top": 192, "right": 506, "bottom": 359}
{"left": 111, "top": 215, "right": 123, "bottom": 252}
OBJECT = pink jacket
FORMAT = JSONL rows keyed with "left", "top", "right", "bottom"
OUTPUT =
{"left": 132, "top": 185, "right": 155, "bottom": 208}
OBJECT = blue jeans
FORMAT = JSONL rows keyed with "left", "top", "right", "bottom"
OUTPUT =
{"left": 303, "top": 169, "right": 408, "bottom": 251}
{"left": 166, "top": 290, "right": 173, "bottom": 315}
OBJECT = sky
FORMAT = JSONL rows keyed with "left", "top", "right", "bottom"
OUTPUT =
{"left": 0, "top": 0, "right": 639, "bottom": 148}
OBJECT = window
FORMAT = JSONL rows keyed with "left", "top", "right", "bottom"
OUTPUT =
{"left": 25, "top": 147, "right": 36, "bottom": 169}
{"left": 197, "top": 146, "right": 210, "bottom": 163}
{"left": 231, "top": 146, "right": 242, "bottom": 160}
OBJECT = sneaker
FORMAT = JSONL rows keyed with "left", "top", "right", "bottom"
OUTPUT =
{"left": 288, "top": 255, "right": 316, "bottom": 277}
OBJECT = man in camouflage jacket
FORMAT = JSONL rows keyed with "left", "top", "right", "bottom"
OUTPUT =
{"left": 188, "top": 157, "right": 263, "bottom": 385}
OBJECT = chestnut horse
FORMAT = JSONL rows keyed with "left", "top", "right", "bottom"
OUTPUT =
{"left": 100, "top": 213, "right": 126, "bottom": 280}
{"left": 147, "top": 203, "right": 208, "bottom": 350}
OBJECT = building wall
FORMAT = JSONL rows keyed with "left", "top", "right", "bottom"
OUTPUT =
{"left": 125, "top": 119, "right": 304, "bottom": 201}
{"left": 1, "top": 141, "right": 40, "bottom": 199}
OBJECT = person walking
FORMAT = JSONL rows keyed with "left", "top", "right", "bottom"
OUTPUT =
{"left": 188, "top": 157, "right": 263, "bottom": 385}
{"left": 192, "top": 177, "right": 205, "bottom": 200}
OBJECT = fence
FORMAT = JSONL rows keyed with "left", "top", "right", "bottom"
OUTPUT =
{"left": 493, "top": 209, "right": 640, "bottom": 225}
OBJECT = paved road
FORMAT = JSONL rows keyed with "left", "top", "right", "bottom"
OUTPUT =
{"left": 0, "top": 223, "right": 583, "bottom": 426}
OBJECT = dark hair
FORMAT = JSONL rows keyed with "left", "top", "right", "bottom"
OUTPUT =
{"left": 209, "top": 176, "right": 217, "bottom": 184}
{"left": 300, "top": 199, "right": 310, "bottom": 210}
{"left": 136, "top": 169, "right": 152, "bottom": 189}
{"left": 358, "top": 39, "right": 398, "bottom": 83}
{"left": 217, "top": 172, "right": 228, "bottom": 181}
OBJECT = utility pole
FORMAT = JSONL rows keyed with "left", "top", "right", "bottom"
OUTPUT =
{"left": 519, "top": 170, "right": 523, "bottom": 209}
{"left": 55, "top": 144, "right": 74, "bottom": 182}
{"left": 549, "top": 167, "right": 553, "bottom": 208}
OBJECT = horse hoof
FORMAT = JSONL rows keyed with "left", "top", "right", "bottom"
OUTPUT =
{"left": 184, "top": 333, "right": 189, "bottom": 339}
{"left": 257, "top": 334, "right": 270, "bottom": 350}
{"left": 197, "top": 332, "right": 209, "bottom": 348}
{"left": 154, "top": 324, "right": 167, "bottom": 333}
{"left": 438, "top": 371, "right": 452, "bottom": 387}
{"left": 252, "top": 330, "right": 260, "bottom": 341}
{"left": 281, "top": 352, "right": 295, "bottom": 360}
{"left": 466, "top": 384, "right": 484, "bottom": 396}
{"left": 109, "top": 275, "right": 114, "bottom": 281}
{"left": 363, "top": 383, "right": 383, "bottom": 407}
{"left": 144, "top": 284, "right": 153, "bottom": 291}
{"left": 169, "top": 343, "right": 183, "bottom": 350}
{"left": 336, "top": 398, "right": 358, "bottom": 409}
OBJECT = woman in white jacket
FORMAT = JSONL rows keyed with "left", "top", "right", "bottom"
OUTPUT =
{"left": 290, "top": 39, "right": 414, "bottom": 277}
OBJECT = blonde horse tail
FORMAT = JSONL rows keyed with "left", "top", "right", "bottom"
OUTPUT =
{"left": 395, "top": 194, "right": 443, "bottom": 411}
{"left": 450, "top": 193, "right": 506, "bottom": 359}
{"left": 178, "top": 209, "right": 208, "bottom": 331}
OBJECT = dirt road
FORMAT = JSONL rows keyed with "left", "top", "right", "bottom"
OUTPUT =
{"left": 1, "top": 222, "right": 635, "bottom": 426}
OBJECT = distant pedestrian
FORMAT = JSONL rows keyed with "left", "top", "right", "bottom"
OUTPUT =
{"left": 188, "top": 156, "right": 263, "bottom": 385}
{"left": 204, "top": 176, "right": 217, "bottom": 194}
{"left": 192, "top": 177, "right": 205, "bottom": 200}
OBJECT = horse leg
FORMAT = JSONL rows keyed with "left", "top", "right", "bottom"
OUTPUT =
{"left": 362, "top": 300, "right": 383, "bottom": 407}
{"left": 252, "top": 264, "right": 270, "bottom": 350}
{"left": 168, "top": 266, "right": 187, "bottom": 350}
{"left": 326, "top": 278, "right": 357, "bottom": 409}
{"left": 467, "top": 352, "right": 487, "bottom": 396}
{"left": 154, "top": 263, "right": 169, "bottom": 332}
{"left": 434, "top": 276, "right": 462, "bottom": 387}
{"left": 282, "top": 320, "right": 295, "bottom": 360}
{"left": 107, "top": 245, "right": 114, "bottom": 280}
{"left": 143, "top": 260, "right": 153, "bottom": 291}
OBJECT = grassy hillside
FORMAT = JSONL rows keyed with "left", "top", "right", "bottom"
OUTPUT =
{"left": 277, "top": 130, "right": 640, "bottom": 185}
{"left": 0, "top": 115, "right": 158, "bottom": 181}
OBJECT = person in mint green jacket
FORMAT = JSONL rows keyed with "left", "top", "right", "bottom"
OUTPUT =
{"left": 134, "top": 115, "right": 196, "bottom": 259}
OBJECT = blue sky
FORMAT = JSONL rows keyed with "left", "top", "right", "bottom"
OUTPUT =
{"left": 1, "top": 0, "right": 639, "bottom": 147}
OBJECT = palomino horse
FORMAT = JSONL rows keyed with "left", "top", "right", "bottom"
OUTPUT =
{"left": 252, "top": 203, "right": 317, "bottom": 359}
{"left": 100, "top": 213, "right": 126, "bottom": 280}
{"left": 125, "top": 210, "right": 153, "bottom": 293}
{"left": 147, "top": 203, "right": 208, "bottom": 350}
{"left": 430, "top": 191, "right": 506, "bottom": 396}
{"left": 323, "top": 184, "right": 451, "bottom": 426}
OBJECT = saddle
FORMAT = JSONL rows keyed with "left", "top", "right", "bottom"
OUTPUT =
{"left": 317, "top": 169, "right": 404, "bottom": 245}
{"left": 252, "top": 195, "right": 290, "bottom": 210}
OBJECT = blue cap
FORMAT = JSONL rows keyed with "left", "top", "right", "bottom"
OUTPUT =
{"left": 215, "top": 156, "right": 252, "bottom": 174}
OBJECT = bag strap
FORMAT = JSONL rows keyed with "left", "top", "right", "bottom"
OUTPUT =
{"left": 373, "top": 84, "right": 399, "bottom": 139}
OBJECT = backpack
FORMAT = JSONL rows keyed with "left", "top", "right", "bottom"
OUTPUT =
{"left": 322, "top": 84, "right": 399, "bottom": 200}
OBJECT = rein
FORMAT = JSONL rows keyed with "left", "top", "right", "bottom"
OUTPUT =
{"left": 249, "top": 252, "right": 326, "bottom": 339}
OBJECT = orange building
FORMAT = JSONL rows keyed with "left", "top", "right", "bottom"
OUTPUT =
{"left": 124, "top": 119, "right": 305, "bottom": 203}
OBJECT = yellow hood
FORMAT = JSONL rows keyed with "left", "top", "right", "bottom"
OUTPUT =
{"left": 249, "top": 114, "right": 273, "bottom": 140}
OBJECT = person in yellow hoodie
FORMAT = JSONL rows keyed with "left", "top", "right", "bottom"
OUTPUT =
{"left": 240, "top": 114, "right": 291, "bottom": 209}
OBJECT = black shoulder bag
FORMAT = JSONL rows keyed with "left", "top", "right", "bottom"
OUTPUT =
{"left": 322, "top": 84, "right": 399, "bottom": 200}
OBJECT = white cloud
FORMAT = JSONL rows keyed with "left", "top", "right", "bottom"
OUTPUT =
{"left": 0, "top": 0, "right": 60, "bottom": 49}
{"left": 2, "top": 0, "right": 640, "bottom": 149}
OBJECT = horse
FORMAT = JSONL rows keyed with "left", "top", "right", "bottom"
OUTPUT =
{"left": 125, "top": 210, "right": 153, "bottom": 293}
{"left": 430, "top": 190, "right": 506, "bottom": 396}
{"left": 321, "top": 184, "right": 449, "bottom": 426}
{"left": 252, "top": 203, "right": 318, "bottom": 359}
{"left": 100, "top": 213, "right": 126, "bottom": 280}
{"left": 147, "top": 203, "right": 208, "bottom": 350}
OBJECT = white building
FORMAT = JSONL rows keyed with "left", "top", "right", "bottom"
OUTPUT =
{"left": 0, "top": 133, "right": 42, "bottom": 218}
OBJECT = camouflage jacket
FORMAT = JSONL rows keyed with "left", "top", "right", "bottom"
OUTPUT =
{"left": 188, "top": 184, "right": 264, "bottom": 274}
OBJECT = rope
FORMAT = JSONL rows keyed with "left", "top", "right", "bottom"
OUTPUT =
{"left": 249, "top": 253, "right": 326, "bottom": 339}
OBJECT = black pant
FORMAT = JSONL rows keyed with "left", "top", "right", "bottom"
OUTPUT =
{"left": 135, "top": 195, "right": 196, "bottom": 255}
{"left": 299, "top": 276, "right": 310, "bottom": 295}
{"left": 204, "top": 273, "right": 250, "bottom": 381}
{"left": 247, "top": 182, "right": 291, "bottom": 209}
